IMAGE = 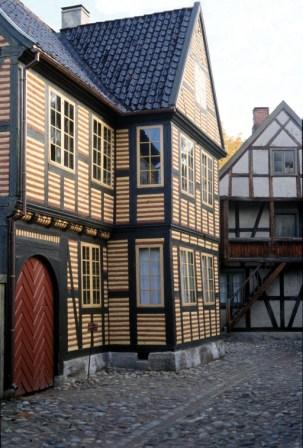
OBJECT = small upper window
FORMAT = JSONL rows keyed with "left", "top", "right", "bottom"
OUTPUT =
{"left": 180, "top": 134, "right": 195, "bottom": 196}
{"left": 50, "top": 91, "right": 74, "bottom": 170}
{"left": 137, "top": 127, "right": 163, "bottom": 187}
{"left": 201, "top": 151, "right": 214, "bottom": 206}
{"left": 194, "top": 62, "right": 207, "bottom": 109}
{"left": 272, "top": 150, "right": 296, "bottom": 175}
{"left": 92, "top": 118, "right": 113, "bottom": 187}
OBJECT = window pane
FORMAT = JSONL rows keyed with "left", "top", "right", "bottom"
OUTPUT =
{"left": 138, "top": 247, "right": 162, "bottom": 305}
{"left": 275, "top": 214, "right": 296, "bottom": 237}
{"left": 138, "top": 127, "right": 162, "bottom": 185}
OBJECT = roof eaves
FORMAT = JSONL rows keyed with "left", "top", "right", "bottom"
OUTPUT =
{"left": 0, "top": 7, "right": 36, "bottom": 47}
{"left": 168, "top": 2, "right": 199, "bottom": 107}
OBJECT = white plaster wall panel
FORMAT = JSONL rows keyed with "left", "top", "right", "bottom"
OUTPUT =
{"left": 284, "top": 301, "right": 296, "bottom": 327}
{"left": 259, "top": 207, "right": 269, "bottom": 227}
{"left": 228, "top": 203, "right": 235, "bottom": 227}
{"left": 250, "top": 302, "right": 272, "bottom": 327}
{"left": 231, "top": 177, "right": 249, "bottom": 197}
{"left": 239, "top": 203, "right": 258, "bottom": 227}
{"left": 285, "top": 121, "right": 301, "bottom": 144}
{"left": 272, "top": 177, "right": 297, "bottom": 197}
{"left": 239, "top": 231, "right": 251, "bottom": 238}
{"left": 252, "top": 121, "right": 280, "bottom": 146}
{"left": 271, "top": 129, "right": 296, "bottom": 147}
{"left": 253, "top": 177, "right": 269, "bottom": 197}
{"left": 276, "top": 110, "right": 289, "bottom": 125}
{"left": 269, "top": 301, "right": 280, "bottom": 326}
{"left": 265, "top": 276, "right": 280, "bottom": 296}
{"left": 293, "top": 302, "right": 302, "bottom": 328}
{"left": 219, "top": 174, "right": 229, "bottom": 196}
{"left": 252, "top": 149, "right": 268, "bottom": 174}
{"left": 232, "top": 152, "right": 248, "bottom": 174}
{"left": 257, "top": 231, "right": 270, "bottom": 238}
{"left": 284, "top": 271, "right": 302, "bottom": 296}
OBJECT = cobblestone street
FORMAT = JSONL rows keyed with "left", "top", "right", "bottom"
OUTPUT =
{"left": 1, "top": 335, "right": 302, "bottom": 448}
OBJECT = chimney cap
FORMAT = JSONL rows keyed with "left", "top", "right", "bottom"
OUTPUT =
{"left": 61, "top": 4, "right": 90, "bottom": 14}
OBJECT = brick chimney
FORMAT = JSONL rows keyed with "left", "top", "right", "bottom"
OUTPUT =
{"left": 252, "top": 107, "right": 269, "bottom": 133}
{"left": 61, "top": 5, "right": 90, "bottom": 29}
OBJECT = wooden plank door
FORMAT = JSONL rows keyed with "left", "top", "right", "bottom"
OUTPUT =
{"left": 13, "top": 257, "right": 54, "bottom": 395}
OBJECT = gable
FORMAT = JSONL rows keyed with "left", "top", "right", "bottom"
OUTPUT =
{"left": 176, "top": 15, "right": 222, "bottom": 148}
{"left": 220, "top": 103, "right": 302, "bottom": 199}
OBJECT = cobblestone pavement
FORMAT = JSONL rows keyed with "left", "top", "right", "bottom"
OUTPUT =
{"left": 1, "top": 335, "right": 302, "bottom": 448}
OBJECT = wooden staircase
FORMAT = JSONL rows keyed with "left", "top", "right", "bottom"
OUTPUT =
{"left": 227, "top": 262, "right": 287, "bottom": 331}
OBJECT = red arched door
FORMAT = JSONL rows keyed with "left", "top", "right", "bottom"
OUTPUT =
{"left": 13, "top": 257, "right": 54, "bottom": 395}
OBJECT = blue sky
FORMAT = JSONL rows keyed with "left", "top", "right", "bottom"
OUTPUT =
{"left": 22, "top": 0, "right": 303, "bottom": 138}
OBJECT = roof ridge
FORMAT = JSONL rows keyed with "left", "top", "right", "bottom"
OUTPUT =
{"left": 60, "top": 5, "right": 194, "bottom": 32}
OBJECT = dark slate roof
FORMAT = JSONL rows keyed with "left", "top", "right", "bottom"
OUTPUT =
{"left": 0, "top": 0, "right": 196, "bottom": 112}
{"left": 61, "top": 9, "right": 193, "bottom": 111}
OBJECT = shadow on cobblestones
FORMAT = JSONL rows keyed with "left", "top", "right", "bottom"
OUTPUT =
{"left": 1, "top": 335, "right": 302, "bottom": 448}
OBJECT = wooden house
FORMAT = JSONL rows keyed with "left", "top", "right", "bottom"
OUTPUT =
{"left": 0, "top": 0, "right": 225, "bottom": 396}
{"left": 219, "top": 102, "right": 302, "bottom": 332}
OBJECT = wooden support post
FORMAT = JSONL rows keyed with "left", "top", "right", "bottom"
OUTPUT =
{"left": 223, "top": 199, "right": 229, "bottom": 259}
{"left": 0, "top": 277, "right": 6, "bottom": 399}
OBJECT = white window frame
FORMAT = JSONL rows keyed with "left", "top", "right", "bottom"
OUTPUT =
{"left": 49, "top": 88, "right": 75, "bottom": 172}
{"left": 80, "top": 243, "right": 102, "bottom": 308}
{"left": 136, "top": 244, "right": 164, "bottom": 307}
{"left": 137, "top": 125, "right": 164, "bottom": 187}
{"left": 180, "top": 248, "right": 197, "bottom": 305}
{"left": 201, "top": 150, "right": 214, "bottom": 206}
{"left": 180, "top": 133, "right": 195, "bottom": 197}
{"left": 201, "top": 254, "right": 215, "bottom": 305}
{"left": 271, "top": 149, "right": 296, "bottom": 175}
{"left": 194, "top": 61, "right": 207, "bottom": 110}
{"left": 92, "top": 116, "right": 114, "bottom": 187}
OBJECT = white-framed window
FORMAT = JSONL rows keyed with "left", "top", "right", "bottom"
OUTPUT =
{"left": 271, "top": 149, "right": 296, "bottom": 175}
{"left": 201, "top": 254, "right": 215, "bottom": 304}
{"left": 81, "top": 243, "right": 101, "bottom": 307}
{"left": 136, "top": 245, "right": 164, "bottom": 306}
{"left": 92, "top": 117, "right": 113, "bottom": 187}
{"left": 180, "top": 134, "right": 195, "bottom": 196}
{"left": 201, "top": 151, "right": 214, "bottom": 206}
{"left": 50, "top": 90, "right": 75, "bottom": 170}
{"left": 180, "top": 248, "right": 197, "bottom": 305}
{"left": 194, "top": 62, "right": 207, "bottom": 110}
{"left": 137, "top": 126, "right": 163, "bottom": 187}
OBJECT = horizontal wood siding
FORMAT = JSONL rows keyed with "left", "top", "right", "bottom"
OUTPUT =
{"left": 64, "top": 178, "right": 76, "bottom": 212}
{"left": 116, "top": 129, "right": 129, "bottom": 170}
{"left": 78, "top": 161, "right": 89, "bottom": 216}
{"left": 27, "top": 71, "right": 45, "bottom": 134}
{"left": 90, "top": 188, "right": 102, "bottom": 220}
{"left": 137, "top": 194, "right": 165, "bottom": 222}
{"left": 109, "top": 297, "right": 130, "bottom": 345}
{"left": 0, "top": 35, "right": 9, "bottom": 47}
{"left": 0, "top": 132, "right": 10, "bottom": 196}
{"left": 67, "top": 297, "right": 80, "bottom": 351}
{"left": 77, "top": 105, "right": 89, "bottom": 156}
{"left": 0, "top": 57, "right": 10, "bottom": 121}
{"left": 104, "top": 193, "right": 114, "bottom": 224}
{"left": 137, "top": 314, "right": 166, "bottom": 345}
{"left": 176, "top": 20, "right": 221, "bottom": 146}
{"left": 26, "top": 137, "right": 45, "bottom": 202}
{"left": 48, "top": 171, "right": 61, "bottom": 207}
{"left": 116, "top": 176, "right": 130, "bottom": 223}
{"left": 107, "top": 240, "right": 129, "bottom": 291}
{"left": 67, "top": 239, "right": 79, "bottom": 290}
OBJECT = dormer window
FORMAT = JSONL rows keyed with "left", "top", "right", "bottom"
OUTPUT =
{"left": 194, "top": 62, "right": 207, "bottom": 110}
{"left": 272, "top": 149, "right": 296, "bottom": 175}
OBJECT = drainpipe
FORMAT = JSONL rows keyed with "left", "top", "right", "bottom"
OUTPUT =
{"left": 21, "top": 50, "right": 40, "bottom": 215}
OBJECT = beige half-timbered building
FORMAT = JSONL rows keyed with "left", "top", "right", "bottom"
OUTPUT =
{"left": 0, "top": 0, "right": 225, "bottom": 396}
{"left": 220, "top": 102, "right": 302, "bottom": 332}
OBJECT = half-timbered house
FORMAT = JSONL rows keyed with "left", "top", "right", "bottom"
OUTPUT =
{"left": 0, "top": 0, "right": 225, "bottom": 396}
{"left": 219, "top": 102, "right": 302, "bottom": 332}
